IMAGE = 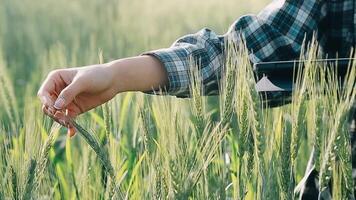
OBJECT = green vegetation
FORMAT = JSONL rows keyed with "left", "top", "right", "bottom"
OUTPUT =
{"left": 0, "top": 0, "right": 355, "bottom": 199}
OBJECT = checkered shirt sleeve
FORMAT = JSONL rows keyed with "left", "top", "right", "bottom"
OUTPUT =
{"left": 143, "top": 0, "right": 327, "bottom": 97}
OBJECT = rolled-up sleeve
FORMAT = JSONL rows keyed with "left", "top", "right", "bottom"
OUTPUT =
{"left": 143, "top": 0, "right": 326, "bottom": 97}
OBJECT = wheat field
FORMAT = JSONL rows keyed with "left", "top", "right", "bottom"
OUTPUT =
{"left": 0, "top": 0, "right": 355, "bottom": 199}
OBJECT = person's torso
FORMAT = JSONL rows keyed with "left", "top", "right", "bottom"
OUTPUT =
{"left": 319, "top": 0, "right": 356, "bottom": 57}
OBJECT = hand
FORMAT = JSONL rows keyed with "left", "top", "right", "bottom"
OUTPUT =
{"left": 37, "top": 64, "right": 118, "bottom": 136}
{"left": 38, "top": 55, "right": 168, "bottom": 136}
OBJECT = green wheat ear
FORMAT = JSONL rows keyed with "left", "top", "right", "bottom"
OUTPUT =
{"left": 18, "top": 123, "right": 60, "bottom": 199}
{"left": 33, "top": 123, "right": 60, "bottom": 194}
{"left": 10, "top": 165, "right": 18, "bottom": 200}
{"left": 22, "top": 159, "right": 37, "bottom": 200}
{"left": 69, "top": 119, "right": 125, "bottom": 200}
{"left": 278, "top": 115, "right": 293, "bottom": 199}
{"left": 0, "top": 50, "right": 20, "bottom": 131}
{"left": 221, "top": 43, "right": 237, "bottom": 129}
{"left": 189, "top": 57, "right": 207, "bottom": 138}
{"left": 0, "top": 188, "right": 4, "bottom": 200}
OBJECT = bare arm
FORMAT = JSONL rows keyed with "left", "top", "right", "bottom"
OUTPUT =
{"left": 109, "top": 55, "right": 168, "bottom": 94}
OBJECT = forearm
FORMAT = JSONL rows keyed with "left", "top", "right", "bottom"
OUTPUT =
{"left": 106, "top": 55, "right": 168, "bottom": 94}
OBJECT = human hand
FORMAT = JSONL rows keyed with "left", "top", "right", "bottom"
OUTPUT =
{"left": 38, "top": 55, "right": 169, "bottom": 136}
{"left": 37, "top": 64, "right": 118, "bottom": 136}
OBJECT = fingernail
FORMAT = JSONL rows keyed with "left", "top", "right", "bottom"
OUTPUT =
{"left": 54, "top": 97, "right": 65, "bottom": 109}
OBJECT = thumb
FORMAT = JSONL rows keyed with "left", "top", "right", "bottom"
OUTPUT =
{"left": 54, "top": 80, "right": 83, "bottom": 110}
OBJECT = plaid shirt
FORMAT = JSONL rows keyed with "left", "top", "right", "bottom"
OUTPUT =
{"left": 143, "top": 0, "right": 355, "bottom": 97}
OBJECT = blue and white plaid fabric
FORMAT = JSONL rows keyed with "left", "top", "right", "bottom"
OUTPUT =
{"left": 143, "top": 0, "right": 355, "bottom": 97}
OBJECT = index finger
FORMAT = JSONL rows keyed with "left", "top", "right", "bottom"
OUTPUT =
{"left": 37, "top": 73, "right": 57, "bottom": 107}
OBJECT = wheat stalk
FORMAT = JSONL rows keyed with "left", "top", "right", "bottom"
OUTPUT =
{"left": 0, "top": 187, "right": 4, "bottom": 200}
{"left": 102, "top": 102, "right": 112, "bottom": 143}
{"left": 22, "top": 159, "right": 37, "bottom": 200}
{"left": 279, "top": 115, "right": 293, "bottom": 199}
{"left": 69, "top": 119, "right": 125, "bottom": 200}
{"left": 221, "top": 43, "right": 237, "bottom": 128}
{"left": 0, "top": 52, "right": 20, "bottom": 131}
{"left": 189, "top": 59, "right": 206, "bottom": 138}
{"left": 313, "top": 100, "right": 324, "bottom": 172}
{"left": 182, "top": 123, "right": 227, "bottom": 198}
{"left": 10, "top": 165, "right": 18, "bottom": 200}
{"left": 139, "top": 103, "right": 155, "bottom": 155}
{"left": 153, "top": 164, "right": 163, "bottom": 199}
{"left": 32, "top": 123, "right": 60, "bottom": 194}
{"left": 319, "top": 99, "right": 353, "bottom": 194}
{"left": 233, "top": 40, "right": 253, "bottom": 199}
{"left": 319, "top": 56, "right": 356, "bottom": 196}
{"left": 239, "top": 43, "right": 266, "bottom": 198}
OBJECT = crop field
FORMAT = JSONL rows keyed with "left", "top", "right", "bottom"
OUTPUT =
{"left": 0, "top": 0, "right": 355, "bottom": 199}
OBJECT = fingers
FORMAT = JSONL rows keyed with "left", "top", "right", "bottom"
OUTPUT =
{"left": 43, "top": 105, "right": 67, "bottom": 126}
{"left": 39, "top": 69, "right": 79, "bottom": 137}
{"left": 54, "top": 79, "right": 84, "bottom": 110}
{"left": 38, "top": 89, "right": 56, "bottom": 109}
{"left": 43, "top": 106, "right": 77, "bottom": 137}
{"left": 38, "top": 69, "right": 79, "bottom": 109}
{"left": 54, "top": 111, "right": 77, "bottom": 137}
{"left": 42, "top": 105, "right": 55, "bottom": 118}
{"left": 37, "top": 70, "right": 59, "bottom": 107}
{"left": 38, "top": 95, "right": 53, "bottom": 107}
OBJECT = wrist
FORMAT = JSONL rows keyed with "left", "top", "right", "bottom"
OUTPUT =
{"left": 105, "top": 60, "right": 126, "bottom": 94}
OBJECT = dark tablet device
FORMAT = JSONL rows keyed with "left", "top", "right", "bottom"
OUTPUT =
{"left": 253, "top": 58, "right": 355, "bottom": 107}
